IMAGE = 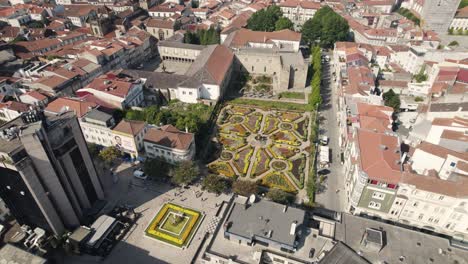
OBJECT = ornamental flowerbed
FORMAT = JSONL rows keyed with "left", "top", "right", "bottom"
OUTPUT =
{"left": 261, "top": 172, "right": 297, "bottom": 193}
{"left": 233, "top": 146, "right": 254, "bottom": 176}
{"left": 295, "top": 118, "right": 309, "bottom": 141}
{"left": 279, "top": 112, "right": 302, "bottom": 122}
{"left": 145, "top": 203, "right": 202, "bottom": 248}
{"left": 208, "top": 161, "right": 235, "bottom": 177}
{"left": 244, "top": 112, "right": 263, "bottom": 133}
{"left": 267, "top": 144, "right": 297, "bottom": 160}
{"left": 219, "top": 135, "right": 246, "bottom": 151}
{"left": 289, "top": 154, "right": 306, "bottom": 189}
{"left": 262, "top": 115, "right": 279, "bottom": 135}
{"left": 251, "top": 148, "right": 270, "bottom": 178}
{"left": 231, "top": 106, "right": 252, "bottom": 115}
{"left": 271, "top": 131, "right": 300, "bottom": 146}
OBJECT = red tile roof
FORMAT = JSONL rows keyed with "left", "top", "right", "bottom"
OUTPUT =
{"left": 144, "top": 125, "right": 194, "bottom": 150}
{"left": 356, "top": 129, "right": 401, "bottom": 184}
{"left": 0, "top": 101, "right": 30, "bottom": 112}
{"left": 205, "top": 45, "right": 234, "bottom": 85}
{"left": 113, "top": 119, "right": 145, "bottom": 136}
{"left": 45, "top": 97, "right": 97, "bottom": 117}
{"left": 401, "top": 172, "right": 468, "bottom": 198}
{"left": 85, "top": 74, "right": 136, "bottom": 98}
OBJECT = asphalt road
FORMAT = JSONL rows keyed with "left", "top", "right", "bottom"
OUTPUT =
{"left": 314, "top": 52, "right": 346, "bottom": 212}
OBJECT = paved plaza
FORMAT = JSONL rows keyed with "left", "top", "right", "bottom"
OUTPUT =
{"left": 64, "top": 163, "right": 230, "bottom": 264}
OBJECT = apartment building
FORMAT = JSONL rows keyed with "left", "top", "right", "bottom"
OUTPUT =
{"left": 278, "top": 0, "right": 320, "bottom": 27}
{"left": 80, "top": 109, "right": 116, "bottom": 147}
{"left": 450, "top": 6, "right": 468, "bottom": 31}
{"left": 0, "top": 111, "right": 104, "bottom": 236}
{"left": 76, "top": 73, "right": 144, "bottom": 109}
{"left": 144, "top": 125, "right": 195, "bottom": 164}
{"left": 402, "top": 0, "right": 461, "bottom": 32}
{"left": 111, "top": 119, "right": 147, "bottom": 158}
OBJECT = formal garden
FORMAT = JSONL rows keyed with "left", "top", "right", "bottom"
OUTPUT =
{"left": 208, "top": 104, "right": 311, "bottom": 194}
{"left": 145, "top": 203, "right": 204, "bottom": 248}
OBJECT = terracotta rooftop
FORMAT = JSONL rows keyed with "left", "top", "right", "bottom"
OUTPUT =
{"left": 455, "top": 6, "right": 468, "bottom": 18}
{"left": 401, "top": 172, "right": 468, "bottom": 198}
{"left": 0, "top": 101, "right": 30, "bottom": 112}
{"left": 416, "top": 141, "right": 468, "bottom": 160}
{"left": 146, "top": 18, "right": 174, "bottom": 29}
{"left": 144, "top": 125, "right": 194, "bottom": 150}
{"left": 63, "top": 4, "right": 97, "bottom": 17}
{"left": 20, "top": 90, "right": 47, "bottom": 101}
{"left": 85, "top": 74, "right": 137, "bottom": 98}
{"left": 45, "top": 97, "right": 97, "bottom": 117}
{"left": 149, "top": 3, "right": 185, "bottom": 12}
{"left": 356, "top": 129, "right": 401, "bottom": 184}
{"left": 204, "top": 45, "right": 234, "bottom": 85}
{"left": 432, "top": 116, "right": 468, "bottom": 127}
{"left": 440, "top": 130, "right": 468, "bottom": 142}
{"left": 279, "top": 0, "right": 321, "bottom": 9}
{"left": 113, "top": 119, "right": 145, "bottom": 136}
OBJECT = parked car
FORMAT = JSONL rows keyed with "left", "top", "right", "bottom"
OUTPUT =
{"left": 133, "top": 169, "right": 147, "bottom": 180}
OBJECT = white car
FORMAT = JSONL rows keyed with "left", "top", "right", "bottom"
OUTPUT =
{"left": 133, "top": 170, "right": 147, "bottom": 180}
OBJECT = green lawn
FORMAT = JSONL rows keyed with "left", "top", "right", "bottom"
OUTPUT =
{"left": 229, "top": 98, "right": 310, "bottom": 111}
{"left": 161, "top": 213, "right": 188, "bottom": 234}
{"left": 279, "top": 92, "right": 306, "bottom": 99}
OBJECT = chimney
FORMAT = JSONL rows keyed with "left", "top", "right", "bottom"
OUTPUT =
{"left": 283, "top": 205, "right": 287, "bottom": 213}
{"left": 379, "top": 145, "right": 388, "bottom": 150}
{"left": 185, "top": 126, "right": 188, "bottom": 133}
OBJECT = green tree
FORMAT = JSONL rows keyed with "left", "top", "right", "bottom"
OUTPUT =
{"left": 413, "top": 65, "right": 428, "bottom": 83}
{"left": 171, "top": 160, "right": 199, "bottom": 185}
{"left": 448, "top": 27, "right": 454, "bottom": 35}
{"left": 301, "top": 6, "right": 349, "bottom": 47}
{"left": 191, "top": 0, "right": 199, "bottom": 8}
{"left": 27, "top": 21, "right": 45, "bottom": 28}
{"left": 460, "top": 0, "right": 468, "bottom": 8}
{"left": 266, "top": 188, "right": 295, "bottom": 204}
{"left": 144, "top": 158, "right": 170, "bottom": 180}
{"left": 87, "top": 143, "right": 100, "bottom": 158}
{"left": 202, "top": 174, "right": 230, "bottom": 194}
{"left": 247, "top": 5, "right": 282, "bottom": 32}
{"left": 457, "top": 28, "right": 464, "bottom": 35}
{"left": 383, "top": 89, "right": 401, "bottom": 111}
{"left": 99, "top": 146, "right": 121, "bottom": 165}
{"left": 275, "top": 17, "right": 294, "bottom": 31}
{"left": 125, "top": 110, "right": 145, "bottom": 121}
{"left": 232, "top": 180, "right": 258, "bottom": 196}
{"left": 448, "top": 41, "right": 459, "bottom": 47}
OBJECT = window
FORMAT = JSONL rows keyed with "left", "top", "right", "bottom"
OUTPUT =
{"left": 189, "top": 92, "right": 192, "bottom": 95}
{"left": 413, "top": 202, "right": 419, "bottom": 207}
{"left": 438, "top": 196, "right": 444, "bottom": 200}
{"left": 418, "top": 214, "right": 424, "bottom": 220}
{"left": 450, "top": 162, "right": 456, "bottom": 167}
{"left": 182, "top": 91, "right": 186, "bottom": 95}
{"left": 372, "top": 192, "right": 386, "bottom": 200}
{"left": 369, "top": 201, "right": 381, "bottom": 210}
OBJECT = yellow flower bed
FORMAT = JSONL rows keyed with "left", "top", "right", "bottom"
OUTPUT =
{"left": 145, "top": 203, "right": 201, "bottom": 247}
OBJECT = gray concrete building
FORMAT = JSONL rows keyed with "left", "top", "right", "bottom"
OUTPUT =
{"left": 223, "top": 196, "right": 305, "bottom": 252}
{"left": 0, "top": 110, "right": 105, "bottom": 236}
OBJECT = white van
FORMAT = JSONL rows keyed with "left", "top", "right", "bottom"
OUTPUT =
{"left": 133, "top": 170, "right": 147, "bottom": 180}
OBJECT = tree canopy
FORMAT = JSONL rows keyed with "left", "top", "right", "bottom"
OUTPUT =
{"left": 124, "top": 104, "right": 212, "bottom": 135}
{"left": 275, "top": 17, "right": 294, "bottom": 31}
{"left": 383, "top": 89, "right": 401, "bottom": 111}
{"left": 301, "top": 6, "right": 349, "bottom": 47}
{"left": 202, "top": 174, "right": 230, "bottom": 194}
{"left": 232, "top": 180, "right": 258, "bottom": 196}
{"left": 144, "top": 158, "right": 171, "bottom": 180}
{"left": 99, "top": 146, "right": 121, "bottom": 165}
{"left": 247, "top": 5, "right": 283, "bottom": 32}
{"left": 184, "top": 28, "right": 220, "bottom": 45}
{"left": 266, "top": 188, "right": 295, "bottom": 204}
{"left": 308, "top": 46, "right": 322, "bottom": 109}
{"left": 171, "top": 160, "right": 199, "bottom": 185}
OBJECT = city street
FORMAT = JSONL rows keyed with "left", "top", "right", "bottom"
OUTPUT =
{"left": 314, "top": 52, "right": 346, "bottom": 212}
